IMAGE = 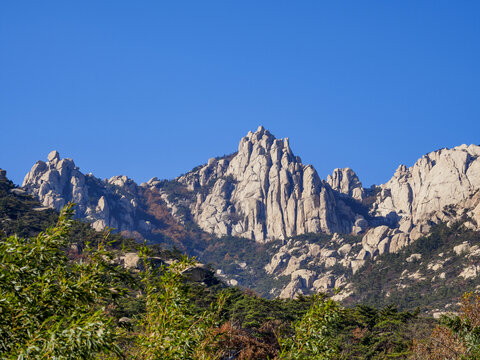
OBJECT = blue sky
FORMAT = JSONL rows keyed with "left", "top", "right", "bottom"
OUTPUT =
{"left": 1, "top": 1, "right": 479, "bottom": 187}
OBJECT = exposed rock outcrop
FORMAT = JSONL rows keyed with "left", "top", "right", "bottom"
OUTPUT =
{"left": 22, "top": 151, "right": 139, "bottom": 232}
{"left": 262, "top": 143, "right": 480, "bottom": 299}
{"left": 21, "top": 129, "right": 367, "bottom": 245}
{"left": 265, "top": 233, "right": 363, "bottom": 298}
{"left": 360, "top": 144, "right": 480, "bottom": 257}
{"left": 373, "top": 144, "right": 480, "bottom": 225}
{"left": 175, "top": 126, "right": 358, "bottom": 242}
{"left": 327, "top": 168, "right": 364, "bottom": 201}
{"left": 19, "top": 131, "right": 480, "bottom": 300}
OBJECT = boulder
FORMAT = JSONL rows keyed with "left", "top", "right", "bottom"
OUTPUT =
{"left": 459, "top": 265, "right": 480, "bottom": 279}
{"left": 313, "top": 275, "right": 336, "bottom": 291}
{"left": 454, "top": 242, "right": 470, "bottom": 255}
{"left": 361, "top": 226, "right": 390, "bottom": 256}
{"left": 279, "top": 278, "right": 304, "bottom": 299}
{"left": 291, "top": 269, "right": 315, "bottom": 288}
{"left": 406, "top": 253, "right": 422, "bottom": 263}
{"left": 351, "top": 259, "right": 366, "bottom": 274}
{"left": 47, "top": 150, "right": 60, "bottom": 163}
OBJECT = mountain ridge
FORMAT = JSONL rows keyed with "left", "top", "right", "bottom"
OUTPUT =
{"left": 19, "top": 127, "right": 480, "bottom": 305}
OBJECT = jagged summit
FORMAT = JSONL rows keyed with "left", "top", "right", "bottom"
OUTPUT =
{"left": 327, "top": 168, "right": 364, "bottom": 201}
{"left": 233, "top": 126, "right": 300, "bottom": 170}
{"left": 21, "top": 139, "right": 480, "bottom": 248}
{"left": 372, "top": 143, "right": 480, "bottom": 233}
{"left": 174, "top": 127, "right": 357, "bottom": 242}
{"left": 22, "top": 151, "right": 81, "bottom": 209}
{"left": 22, "top": 151, "right": 139, "bottom": 232}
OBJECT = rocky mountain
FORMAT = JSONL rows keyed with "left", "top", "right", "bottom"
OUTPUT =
{"left": 23, "top": 150, "right": 139, "bottom": 232}
{"left": 24, "top": 127, "right": 368, "bottom": 244}
{"left": 21, "top": 150, "right": 211, "bottom": 253}
{"left": 263, "top": 144, "right": 480, "bottom": 302}
{"left": 355, "top": 145, "right": 480, "bottom": 262}
{"left": 173, "top": 126, "right": 361, "bottom": 242}
{"left": 375, "top": 144, "right": 480, "bottom": 227}
{"left": 20, "top": 127, "right": 480, "bottom": 309}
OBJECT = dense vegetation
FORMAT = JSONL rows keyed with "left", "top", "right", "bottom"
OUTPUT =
{"left": 0, "top": 177, "right": 57, "bottom": 238}
{"left": 0, "top": 204, "right": 126, "bottom": 358}
{"left": 3, "top": 173, "right": 480, "bottom": 358}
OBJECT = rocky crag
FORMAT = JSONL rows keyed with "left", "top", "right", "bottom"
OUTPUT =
{"left": 264, "top": 144, "right": 480, "bottom": 300}
{"left": 171, "top": 126, "right": 364, "bottom": 242}
{"left": 21, "top": 150, "right": 209, "bottom": 252}
{"left": 23, "top": 150, "right": 139, "bottom": 232}
{"left": 357, "top": 144, "right": 480, "bottom": 262}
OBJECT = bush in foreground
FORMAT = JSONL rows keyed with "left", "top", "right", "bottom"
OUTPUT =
{"left": 0, "top": 203, "right": 126, "bottom": 358}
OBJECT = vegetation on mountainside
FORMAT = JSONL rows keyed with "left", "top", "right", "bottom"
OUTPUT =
{"left": 199, "top": 231, "right": 366, "bottom": 298}
{"left": 0, "top": 176, "right": 57, "bottom": 238}
{"left": 200, "top": 235, "right": 286, "bottom": 294}
{"left": 413, "top": 291, "right": 480, "bottom": 359}
{"left": 198, "top": 216, "right": 480, "bottom": 314}
{"left": 139, "top": 185, "right": 211, "bottom": 253}
{"left": 347, "top": 221, "right": 480, "bottom": 313}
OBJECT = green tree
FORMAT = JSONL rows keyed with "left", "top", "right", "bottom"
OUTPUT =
{"left": 0, "top": 203, "right": 127, "bottom": 359}
{"left": 278, "top": 295, "right": 344, "bottom": 360}
{"left": 132, "top": 250, "right": 226, "bottom": 359}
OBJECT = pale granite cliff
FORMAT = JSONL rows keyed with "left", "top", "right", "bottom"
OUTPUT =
{"left": 174, "top": 126, "right": 358, "bottom": 242}
{"left": 22, "top": 150, "right": 139, "bottom": 232}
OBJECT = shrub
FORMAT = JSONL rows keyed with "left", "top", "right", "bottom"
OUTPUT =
{"left": 278, "top": 295, "right": 344, "bottom": 359}
{"left": 0, "top": 203, "right": 127, "bottom": 359}
{"left": 131, "top": 252, "right": 226, "bottom": 359}
{"left": 413, "top": 292, "right": 480, "bottom": 359}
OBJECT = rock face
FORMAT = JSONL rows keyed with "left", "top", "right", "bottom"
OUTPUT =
{"left": 23, "top": 150, "right": 87, "bottom": 211}
{"left": 176, "top": 126, "right": 357, "bottom": 242}
{"left": 22, "top": 137, "right": 480, "bottom": 251}
{"left": 22, "top": 151, "right": 139, "bottom": 232}
{"left": 373, "top": 145, "right": 480, "bottom": 223}
{"left": 359, "top": 144, "right": 480, "bottom": 258}
{"left": 327, "top": 168, "right": 364, "bottom": 201}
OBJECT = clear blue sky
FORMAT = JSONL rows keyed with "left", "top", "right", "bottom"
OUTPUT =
{"left": 1, "top": 1, "right": 479, "bottom": 187}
